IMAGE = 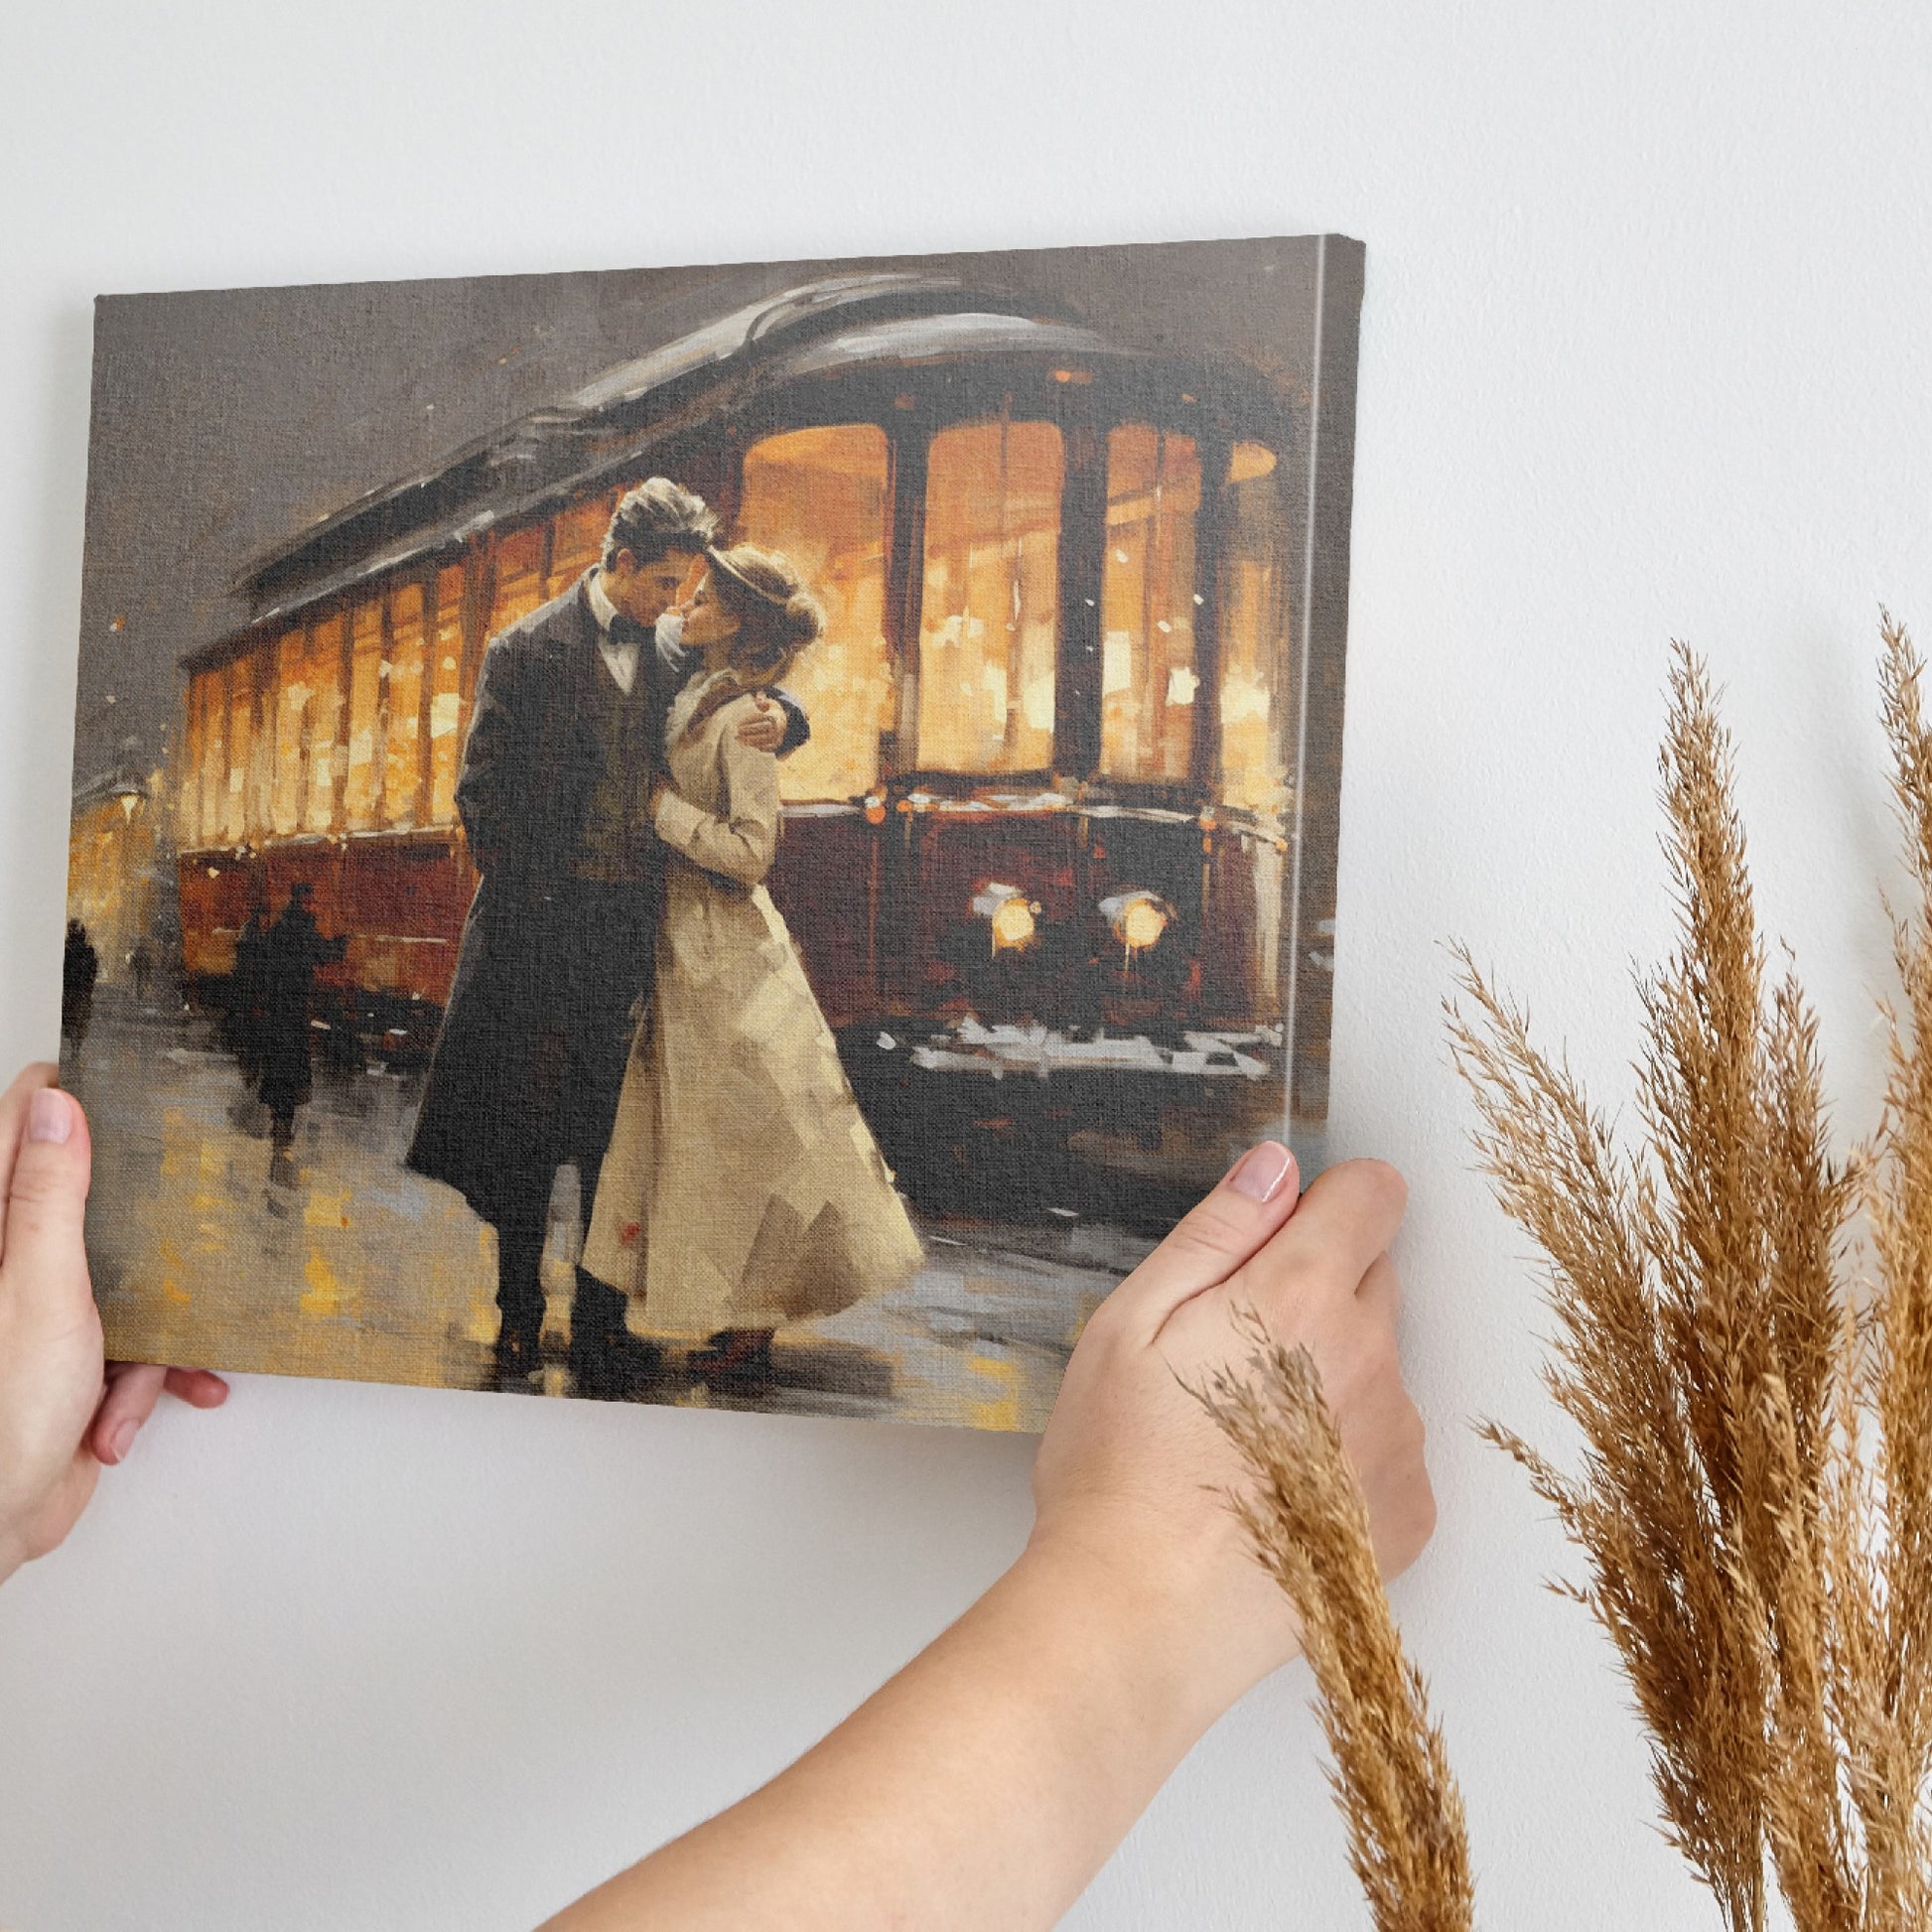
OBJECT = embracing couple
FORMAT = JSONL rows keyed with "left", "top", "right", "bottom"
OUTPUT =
{"left": 406, "top": 480, "right": 922, "bottom": 1397}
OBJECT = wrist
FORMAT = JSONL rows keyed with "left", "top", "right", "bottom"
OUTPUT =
{"left": 1001, "top": 1532, "right": 1266, "bottom": 1754}
{"left": 1019, "top": 1495, "right": 1307, "bottom": 1725}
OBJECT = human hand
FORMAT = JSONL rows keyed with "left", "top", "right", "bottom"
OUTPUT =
{"left": 0, "top": 1063, "right": 228, "bottom": 1585}
{"left": 1027, "top": 1147, "right": 1434, "bottom": 1726}
{"left": 735, "top": 696, "right": 784, "bottom": 755}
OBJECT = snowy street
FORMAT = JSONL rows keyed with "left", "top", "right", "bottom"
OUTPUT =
{"left": 65, "top": 996, "right": 1151, "bottom": 1432}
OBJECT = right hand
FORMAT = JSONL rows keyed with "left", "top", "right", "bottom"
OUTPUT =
{"left": 1028, "top": 1147, "right": 1434, "bottom": 1721}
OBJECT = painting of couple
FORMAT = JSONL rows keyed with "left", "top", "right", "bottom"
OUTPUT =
{"left": 65, "top": 237, "right": 1363, "bottom": 1430}
{"left": 405, "top": 479, "right": 922, "bottom": 1399}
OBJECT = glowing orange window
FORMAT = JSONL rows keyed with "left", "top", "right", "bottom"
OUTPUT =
{"left": 303, "top": 616, "right": 345, "bottom": 834}
{"left": 345, "top": 598, "right": 385, "bottom": 831}
{"left": 383, "top": 583, "right": 427, "bottom": 828}
{"left": 197, "top": 668, "right": 226, "bottom": 844}
{"left": 737, "top": 426, "right": 893, "bottom": 802}
{"left": 427, "top": 565, "right": 468, "bottom": 826}
{"left": 488, "top": 525, "right": 546, "bottom": 639}
{"left": 179, "top": 674, "right": 208, "bottom": 847}
{"left": 1217, "top": 442, "right": 1291, "bottom": 825}
{"left": 224, "top": 656, "right": 254, "bottom": 846}
{"left": 548, "top": 494, "right": 617, "bottom": 598}
{"left": 270, "top": 629, "right": 307, "bottom": 836}
{"left": 1101, "top": 428, "right": 1202, "bottom": 784}
{"left": 917, "top": 419, "right": 1063, "bottom": 774}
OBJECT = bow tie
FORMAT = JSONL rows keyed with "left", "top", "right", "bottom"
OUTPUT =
{"left": 605, "top": 614, "right": 653, "bottom": 651}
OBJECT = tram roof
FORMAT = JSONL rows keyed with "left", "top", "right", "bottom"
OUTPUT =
{"left": 188, "top": 271, "right": 1267, "bottom": 670}
{"left": 225, "top": 276, "right": 1075, "bottom": 608}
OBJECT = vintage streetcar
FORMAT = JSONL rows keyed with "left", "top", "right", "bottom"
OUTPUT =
{"left": 171, "top": 272, "right": 1344, "bottom": 1226}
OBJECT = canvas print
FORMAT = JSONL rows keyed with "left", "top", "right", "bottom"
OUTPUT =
{"left": 60, "top": 236, "right": 1364, "bottom": 1429}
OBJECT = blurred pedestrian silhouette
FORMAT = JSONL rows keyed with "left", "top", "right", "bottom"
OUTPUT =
{"left": 229, "top": 906, "right": 271, "bottom": 1087}
{"left": 61, "top": 921, "right": 98, "bottom": 1056}
{"left": 256, "top": 885, "right": 345, "bottom": 1161}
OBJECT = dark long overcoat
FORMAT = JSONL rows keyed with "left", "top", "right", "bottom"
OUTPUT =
{"left": 405, "top": 578, "right": 674, "bottom": 1226}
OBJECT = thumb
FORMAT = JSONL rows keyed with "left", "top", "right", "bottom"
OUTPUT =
{"left": 1, "top": 1083, "right": 94, "bottom": 1328}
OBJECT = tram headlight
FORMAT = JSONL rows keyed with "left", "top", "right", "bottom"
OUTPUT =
{"left": 991, "top": 898, "right": 1035, "bottom": 951}
{"left": 1099, "top": 890, "right": 1174, "bottom": 956}
{"left": 971, "top": 883, "right": 1039, "bottom": 954}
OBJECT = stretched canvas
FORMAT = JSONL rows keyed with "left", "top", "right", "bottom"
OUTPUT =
{"left": 60, "top": 235, "right": 1364, "bottom": 1429}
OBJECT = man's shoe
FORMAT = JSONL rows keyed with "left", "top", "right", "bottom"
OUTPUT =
{"left": 490, "top": 1323, "right": 543, "bottom": 1394}
{"left": 569, "top": 1271, "right": 664, "bottom": 1399}
{"left": 569, "top": 1326, "right": 666, "bottom": 1400}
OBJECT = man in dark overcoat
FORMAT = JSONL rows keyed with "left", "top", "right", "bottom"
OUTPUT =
{"left": 405, "top": 479, "right": 805, "bottom": 1396}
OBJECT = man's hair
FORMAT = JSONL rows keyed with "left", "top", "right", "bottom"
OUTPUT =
{"left": 602, "top": 478, "right": 717, "bottom": 569}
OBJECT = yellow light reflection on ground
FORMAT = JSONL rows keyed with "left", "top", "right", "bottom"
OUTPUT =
{"left": 967, "top": 1351, "right": 1024, "bottom": 1433}
{"left": 69, "top": 1010, "right": 1116, "bottom": 1427}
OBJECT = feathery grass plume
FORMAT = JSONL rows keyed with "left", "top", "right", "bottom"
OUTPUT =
{"left": 1198, "top": 1313, "right": 1475, "bottom": 1932}
{"left": 1851, "top": 611, "right": 1932, "bottom": 1918}
{"left": 1449, "top": 625, "right": 1932, "bottom": 1929}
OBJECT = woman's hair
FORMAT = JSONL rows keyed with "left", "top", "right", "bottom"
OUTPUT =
{"left": 708, "top": 545, "right": 824, "bottom": 676}
{"left": 679, "top": 544, "right": 824, "bottom": 742}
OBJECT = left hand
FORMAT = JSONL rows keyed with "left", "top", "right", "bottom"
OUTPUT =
{"left": 0, "top": 1063, "right": 228, "bottom": 1585}
{"left": 735, "top": 695, "right": 784, "bottom": 755}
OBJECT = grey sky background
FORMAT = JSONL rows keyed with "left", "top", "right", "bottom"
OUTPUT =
{"left": 72, "top": 235, "right": 1325, "bottom": 789}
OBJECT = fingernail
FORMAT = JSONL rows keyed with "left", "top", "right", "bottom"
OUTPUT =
{"left": 27, "top": 1089, "right": 72, "bottom": 1145}
{"left": 1230, "top": 1142, "right": 1295, "bottom": 1202}
{"left": 108, "top": 1419, "right": 137, "bottom": 1463}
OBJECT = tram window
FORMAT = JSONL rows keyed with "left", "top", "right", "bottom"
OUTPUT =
{"left": 345, "top": 598, "right": 384, "bottom": 831}
{"left": 918, "top": 419, "right": 1063, "bottom": 774}
{"left": 383, "top": 583, "right": 427, "bottom": 828}
{"left": 198, "top": 668, "right": 226, "bottom": 849}
{"left": 427, "top": 564, "right": 467, "bottom": 826}
{"left": 180, "top": 673, "right": 209, "bottom": 847}
{"left": 224, "top": 657, "right": 255, "bottom": 846}
{"left": 1100, "top": 427, "right": 1202, "bottom": 784}
{"left": 489, "top": 524, "right": 546, "bottom": 638}
{"left": 303, "top": 616, "right": 345, "bottom": 835}
{"left": 1218, "top": 441, "right": 1292, "bottom": 823}
{"left": 176, "top": 681, "right": 199, "bottom": 846}
{"left": 270, "top": 628, "right": 307, "bottom": 836}
{"left": 738, "top": 426, "right": 893, "bottom": 801}
{"left": 548, "top": 493, "right": 616, "bottom": 597}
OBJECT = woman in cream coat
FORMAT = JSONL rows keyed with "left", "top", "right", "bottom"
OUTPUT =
{"left": 583, "top": 544, "right": 923, "bottom": 1390}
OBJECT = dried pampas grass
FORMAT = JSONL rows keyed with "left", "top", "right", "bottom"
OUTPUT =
{"left": 1447, "top": 620, "right": 1932, "bottom": 1929}
{"left": 1201, "top": 1315, "right": 1474, "bottom": 1932}
{"left": 1210, "top": 619, "right": 1932, "bottom": 1930}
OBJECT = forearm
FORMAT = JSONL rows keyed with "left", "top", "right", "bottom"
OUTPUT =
{"left": 652, "top": 778, "right": 775, "bottom": 886}
{"left": 541, "top": 1543, "right": 1232, "bottom": 1932}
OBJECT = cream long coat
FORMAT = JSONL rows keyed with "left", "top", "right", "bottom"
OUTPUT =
{"left": 582, "top": 673, "right": 923, "bottom": 1334}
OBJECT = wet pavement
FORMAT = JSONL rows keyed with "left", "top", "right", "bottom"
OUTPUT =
{"left": 63, "top": 996, "right": 1149, "bottom": 1432}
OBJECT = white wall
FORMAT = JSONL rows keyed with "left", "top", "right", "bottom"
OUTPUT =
{"left": 3, "top": 3, "right": 1928, "bottom": 1924}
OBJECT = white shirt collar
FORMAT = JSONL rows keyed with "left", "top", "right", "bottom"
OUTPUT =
{"left": 586, "top": 570, "right": 622, "bottom": 634}
{"left": 585, "top": 571, "right": 639, "bottom": 695}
